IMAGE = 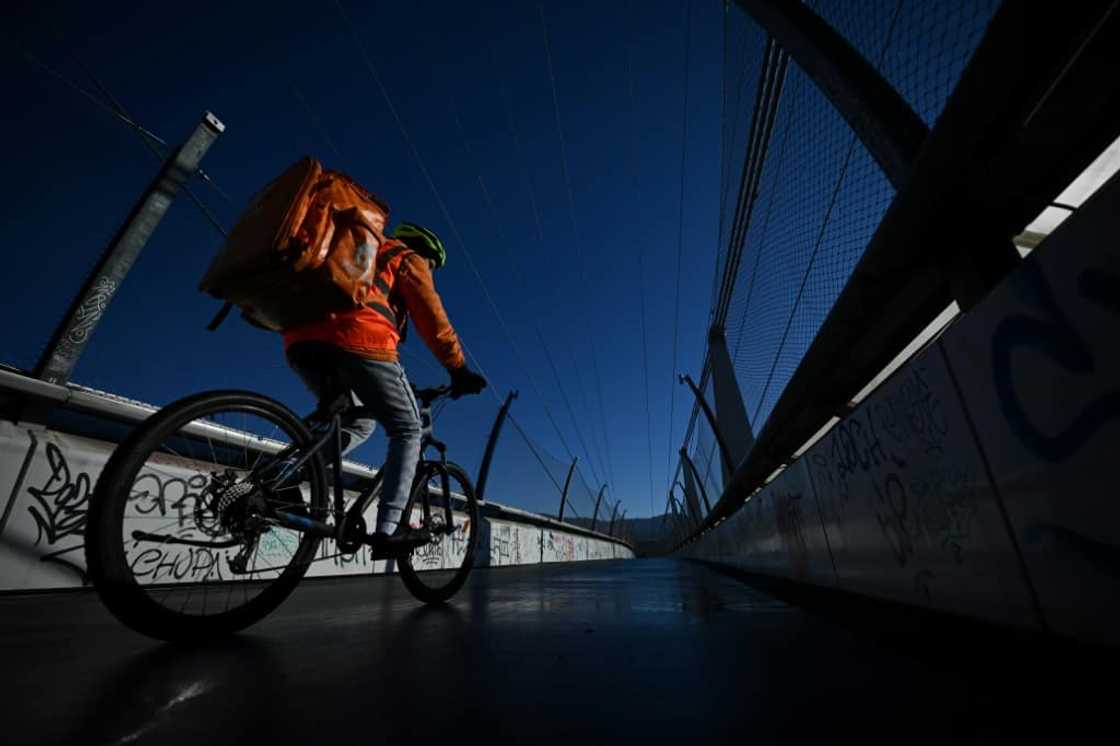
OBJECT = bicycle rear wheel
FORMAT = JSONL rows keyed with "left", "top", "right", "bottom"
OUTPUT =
{"left": 86, "top": 390, "right": 328, "bottom": 640}
{"left": 397, "top": 461, "right": 480, "bottom": 603}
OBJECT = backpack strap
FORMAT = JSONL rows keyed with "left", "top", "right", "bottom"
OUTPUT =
{"left": 206, "top": 301, "right": 235, "bottom": 331}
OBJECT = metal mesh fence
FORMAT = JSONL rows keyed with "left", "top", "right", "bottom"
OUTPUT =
{"left": 683, "top": 377, "right": 720, "bottom": 520}
{"left": 485, "top": 412, "right": 569, "bottom": 518}
{"left": 565, "top": 465, "right": 601, "bottom": 525}
{"left": 694, "top": 418, "right": 723, "bottom": 512}
{"left": 678, "top": 451, "right": 704, "bottom": 523}
{"left": 679, "top": 0, "right": 1004, "bottom": 539}
{"left": 716, "top": 11, "right": 769, "bottom": 308}
{"left": 722, "top": 3, "right": 901, "bottom": 434}
{"left": 813, "top": 0, "right": 1002, "bottom": 128}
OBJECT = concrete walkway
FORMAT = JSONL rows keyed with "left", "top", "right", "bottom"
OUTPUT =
{"left": 0, "top": 558, "right": 1111, "bottom": 744}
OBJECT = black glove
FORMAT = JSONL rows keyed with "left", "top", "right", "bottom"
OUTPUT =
{"left": 449, "top": 366, "right": 487, "bottom": 399}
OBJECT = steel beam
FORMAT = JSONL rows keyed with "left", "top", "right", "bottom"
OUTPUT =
{"left": 590, "top": 484, "right": 607, "bottom": 532}
{"left": 679, "top": 373, "right": 738, "bottom": 487}
{"left": 475, "top": 390, "right": 518, "bottom": 502}
{"left": 35, "top": 112, "right": 225, "bottom": 385}
{"left": 680, "top": 448, "right": 712, "bottom": 516}
{"left": 733, "top": 0, "right": 927, "bottom": 190}
{"left": 557, "top": 457, "right": 578, "bottom": 522}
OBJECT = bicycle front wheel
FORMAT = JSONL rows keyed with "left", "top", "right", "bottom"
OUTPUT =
{"left": 85, "top": 390, "right": 328, "bottom": 640}
{"left": 397, "top": 461, "right": 480, "bottom": 603}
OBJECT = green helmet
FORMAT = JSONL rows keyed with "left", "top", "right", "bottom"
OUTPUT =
{"left": 392, "top": 222, "right": 446, "bottom": 269}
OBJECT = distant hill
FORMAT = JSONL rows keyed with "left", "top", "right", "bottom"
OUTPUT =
{"left": 565, "top": 512, "right": 675, "bottom": 555}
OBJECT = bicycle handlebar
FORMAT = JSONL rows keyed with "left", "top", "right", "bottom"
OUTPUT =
{"left": 412, "top": 384, "right": 452, "bottom": 406}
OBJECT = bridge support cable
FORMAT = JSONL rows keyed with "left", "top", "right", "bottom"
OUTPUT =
{"left": 665, "top": 0, "right": 695, "bottom": 504}
{"left": 333, "top": 0, "right": 585, "bottom": 449}
{"left": 16, "top": 47, "right": 232, "bottom": 239}
{"left": 289, "top": 82, "right": 347, "bottom": 164}
{"left": 445, "top": 94, "right": 606, "bottom": 477}
{"left": 623, "top": 2, "right": 658, "bottom": 517}
{"left": 506, "top": 412, "right": 567, "bottom": 493}
{"left": 484, "top": 50, "right": 611, "bottom": 491}
{"left": 287, "top": 79, "right": 444, "bottom": 386}
{"left": 561, "top": 341, "right": 610, "bottom": 490}
{"left": 714, "top": 40, "right": 788, "bottom": 330}
{"left": 715, "top": 5, "right": 769, "bottom": 313}
{"left": 537, "top": 4, "right": 618, "bottom": 494}
{"left": 726, "top": 67, "right": 798, "bottom": 366}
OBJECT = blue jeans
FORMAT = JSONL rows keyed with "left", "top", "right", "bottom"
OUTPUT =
{"left": 286, "top": 342, "right": 422, "bottom": 534}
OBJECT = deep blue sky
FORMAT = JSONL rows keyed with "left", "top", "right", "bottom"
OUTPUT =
{"left": 2, "top": 0, "right": 724, "bottom": 519}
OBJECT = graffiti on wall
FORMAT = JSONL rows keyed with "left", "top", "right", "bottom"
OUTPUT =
{"left": 992, "top": 263, "right": 1120, "bottom": 463}
{"left": 0, "top": 422, "right": 631, "bottom": 591}
{"left": 773, "top": 490, "right": 808, "bottom": 579}
{"left": 806, "top": 362, "right": 981, "bottom": 599}
{"left": 23, "top": 437, "right": 90, "bottom": 581}
{"left": 544, "top": 530, "right": 576, "bottom": 563}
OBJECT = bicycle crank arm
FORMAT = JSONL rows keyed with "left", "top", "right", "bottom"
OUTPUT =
{"left": 130, "top": 531, "right": 242, "bottom": 549}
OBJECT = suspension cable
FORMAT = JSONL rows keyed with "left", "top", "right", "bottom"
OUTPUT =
{"left": 665, "top": 0, "right": 693, "bottom": 500}
{"left": 537, "top": 3, "right": 616, "bottom": 492}
{"left": 625, "top": 1, "right": 657, "bottom": 518}
{"left": 492, "top": 74, "right": 611, "bottom": 480}
{"left": 18, "top": 47, "right": 233, "bottom": 238}
{"left": 333, "top": 3, "right": 604, "bottom": 478}
{"left": 446, "top": 94, "right": 604, "bottom": 471}
{"left": 507, "top": 412, "right": 566, "bottom": 495}
{"left": 290, "top": 81, "right": 347, "bottom": 163}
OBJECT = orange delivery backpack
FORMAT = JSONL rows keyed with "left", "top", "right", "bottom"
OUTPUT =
{"left": 200, "top": 157, "right": 391, "bottom": 332}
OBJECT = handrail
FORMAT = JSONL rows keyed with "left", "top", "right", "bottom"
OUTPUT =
{"left": 0, "top": 367, "right": 633, "bottom": 551}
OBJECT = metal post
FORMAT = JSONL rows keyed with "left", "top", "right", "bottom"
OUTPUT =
{"left": 615, "top": 510, "right": 627, "bottom": 540}
{"left": 668, "top": 493, "right": 687, "bottom": 543}
{"left": 557, "top": 457, "right": 578, "bottom": 522}
{"left": 678, "top": 468, "right": 702, "bottom": 525}
{"left": 590, "top": 484, "right": 607, "bottom": 532}
{"left": 680, "top": 364, "right": 753, "bottom": 487}
{"left": 34, "top": 112, "right": 226, "bottom": 385}
{"left": 673, "top": 495, "right": 688, "bottom": 536}
{"left": 707, "top": 328, "right": 756, "bottom": 478}
{"left": 607, "top": 501, "right": 620, "bottom": 536}
{"left": 680, "top": 447, "right": 713, "bottom": 515}
{"left": 475, "top": 390, "right": 518, "bottom": 503}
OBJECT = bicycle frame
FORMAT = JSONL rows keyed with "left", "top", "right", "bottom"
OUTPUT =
{"left": 267, "top": 395, "right": 458, "bottom": 545}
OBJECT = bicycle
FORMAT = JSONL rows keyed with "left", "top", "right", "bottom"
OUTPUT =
{"left": 85, "top": 383, "right": 480, "bottom": 641}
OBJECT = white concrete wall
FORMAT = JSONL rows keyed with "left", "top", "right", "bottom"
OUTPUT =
{"left": 686, "top": 168, "right": 1120, "bottom": 646}
{"left": 0, "top": 423, "right": 631, "bottom": 592}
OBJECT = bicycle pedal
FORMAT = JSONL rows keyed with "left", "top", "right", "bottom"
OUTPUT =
{"left": 364, "top": 529, "right": 432, "bottom": 559}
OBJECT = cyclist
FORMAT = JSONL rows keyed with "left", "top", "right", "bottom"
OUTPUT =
{"left": 282, "top": 222, "right": 487, "bottom": 554}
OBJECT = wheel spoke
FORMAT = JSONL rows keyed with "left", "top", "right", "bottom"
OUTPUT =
{"left": 94, "top": 396, "right": 324, "bottom": 628}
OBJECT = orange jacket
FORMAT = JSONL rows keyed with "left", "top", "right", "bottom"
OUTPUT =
{"left": 282, "top": 241, "right": 465, "bottom": 370}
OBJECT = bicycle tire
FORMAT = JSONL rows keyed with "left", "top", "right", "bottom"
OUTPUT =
{"left": 85, "top": 390, "right": 328, "bottom": 640}
{"left": 397, "top": 461, "right": 480, "bottom": 604}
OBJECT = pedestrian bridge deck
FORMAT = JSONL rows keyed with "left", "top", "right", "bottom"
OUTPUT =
{"left": 0, "top": 558, "right": 1109, "bottom": 744}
